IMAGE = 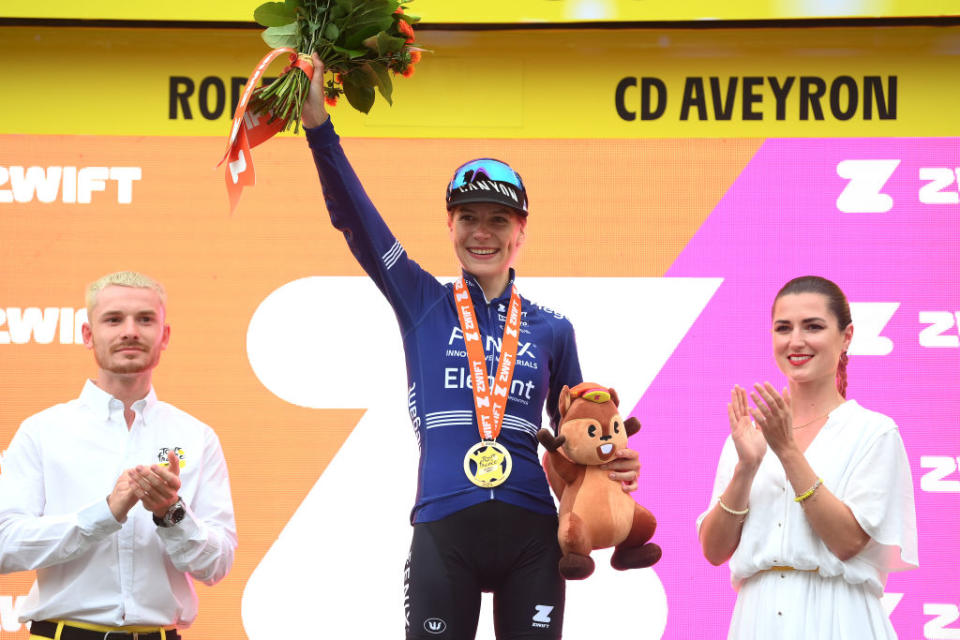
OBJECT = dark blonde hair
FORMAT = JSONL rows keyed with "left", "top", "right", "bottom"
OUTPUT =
{"left": 773, "top": 276, "right": 851, "bottom": 398}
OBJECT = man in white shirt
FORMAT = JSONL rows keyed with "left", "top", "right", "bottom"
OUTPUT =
{"left": 0, "top": 271, "right": 237, "bottom": 640}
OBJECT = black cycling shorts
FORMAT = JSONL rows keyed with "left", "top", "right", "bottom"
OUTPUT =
{"left": 404, "top": 500, "right": 564, "bottom": 640}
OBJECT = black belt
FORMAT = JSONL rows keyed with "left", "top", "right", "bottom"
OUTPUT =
{"left": 30, "top": 620, "right": 180, "bottom": 640}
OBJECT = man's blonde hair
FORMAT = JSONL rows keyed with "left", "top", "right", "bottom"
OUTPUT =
{"left": 86, "top": 271, "right": 167, "bottom": 317}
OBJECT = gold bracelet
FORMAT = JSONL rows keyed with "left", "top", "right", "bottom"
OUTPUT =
{"left": 718, "top": 496, "right": 749, "bottom": 516}
{"left": 794, "top": 477, "right": 823, "bottom": 503}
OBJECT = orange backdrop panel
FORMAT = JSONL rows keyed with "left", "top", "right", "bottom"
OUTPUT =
{"left": 0, "top": 133, "right": 759, "bottom": 637}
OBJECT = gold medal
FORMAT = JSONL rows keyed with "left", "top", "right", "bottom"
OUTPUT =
{"left": 453, "top": 279, "right": 522, "bottom": 490}
{"left": 463, "top": 440, "right": 513, "bottom": 488}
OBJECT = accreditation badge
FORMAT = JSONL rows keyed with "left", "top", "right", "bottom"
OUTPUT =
{"left": 463, "top": 440, "right": 513, "bottom": 488}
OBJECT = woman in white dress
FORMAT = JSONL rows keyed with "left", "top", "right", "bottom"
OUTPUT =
{"left": 698, "top": 275, "right": 918, "bottom": 639}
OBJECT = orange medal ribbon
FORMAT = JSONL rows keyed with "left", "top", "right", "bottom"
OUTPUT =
{"left": 454, "top": 277, "right": 522, "bottom": 487}
{"left": 217, "top": 48, "right": 315, "bottom": 215}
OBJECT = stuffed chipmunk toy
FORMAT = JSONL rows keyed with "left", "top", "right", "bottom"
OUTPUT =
{"left": 538, "top": 382, "right": 661, "bottom": 580}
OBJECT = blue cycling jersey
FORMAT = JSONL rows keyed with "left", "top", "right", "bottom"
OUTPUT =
{"left": 307, "top": 120, "right": 583, "bottom": 523}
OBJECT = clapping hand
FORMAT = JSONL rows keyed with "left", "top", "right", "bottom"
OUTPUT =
{"left": 729, "top": 384, "right": 767, "bottom": 469}
{"left": 107, "top": 472, "right": 140, "bottom": 522}
{"left": 749, "top": 382, "right": 796, "bottom": 457}
{"left": 129, "top": 450, "right": 183, "bottom": 518}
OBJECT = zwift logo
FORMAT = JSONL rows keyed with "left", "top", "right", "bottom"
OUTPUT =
{"left": 0, "top": 166, "right": 141, "bottom": 204}
{"left": 532, "top": 604, "right": 554, "bottom": 628}
{"left": 0, "top": 307, "right": 88, "bottom": 344}
{"left": 920, "top": 456, "right": 960, "bottom": 493}
{"left": 925, "top": 603, "right": 960, "bottom": 639}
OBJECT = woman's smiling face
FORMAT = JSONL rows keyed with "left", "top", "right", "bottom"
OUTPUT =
{"left": 771, "top": 292, "right": 853, "bottom": 385}
{"left": 448, "top": 202, "right": 526, "bottom": 286}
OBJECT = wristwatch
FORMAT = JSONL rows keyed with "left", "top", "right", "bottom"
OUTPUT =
{"left": 153, "top": 498, "right": 186, "bottom": 528}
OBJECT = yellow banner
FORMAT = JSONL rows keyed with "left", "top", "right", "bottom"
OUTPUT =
{"left": 3, "top": 0, "right": 959, "bottom": 22}
{"left": 2, "top": 26, "right": 959, "bottom": 138}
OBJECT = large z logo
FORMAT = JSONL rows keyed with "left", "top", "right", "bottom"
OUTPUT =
{"left": 242, "top": 276, "right": 695, "bottom": 639}
{"left": 836, "top": 159, "right": 900, "bottom": 213}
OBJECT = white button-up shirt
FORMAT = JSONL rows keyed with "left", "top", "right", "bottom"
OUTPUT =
{"left": 0, "top": 380, "right": 237, "bottom": 627}
{"left": 697, "top": 400, "right": 918, "bottom": 598}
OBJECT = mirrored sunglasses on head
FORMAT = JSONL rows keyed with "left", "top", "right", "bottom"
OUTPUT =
{"left": 448, "top": 158, "right": 525, "bottom": 192}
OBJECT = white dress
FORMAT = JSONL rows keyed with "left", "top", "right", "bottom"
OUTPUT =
{"left": 697, "top": 400, "right": 918, "bottom": 640}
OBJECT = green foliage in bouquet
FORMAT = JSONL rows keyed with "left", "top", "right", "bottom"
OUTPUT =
{"left": 251, "top": 0, "right": 422, "bottom": 129}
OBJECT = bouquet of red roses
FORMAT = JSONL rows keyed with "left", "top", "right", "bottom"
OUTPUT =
{"left": 252, "top": 0, "right": 421, "bottom": 128}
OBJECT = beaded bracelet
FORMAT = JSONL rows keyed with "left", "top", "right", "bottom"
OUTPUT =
{"left": 718, "top": 496, "right": 749, "bottom": 517}
{"left": 794, "top": 477, "right": 823, "bottom": 503}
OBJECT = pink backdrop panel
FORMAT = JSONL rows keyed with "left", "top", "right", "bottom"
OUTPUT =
{"left": 634, "top": 138, "right": 960, "bottom": 639}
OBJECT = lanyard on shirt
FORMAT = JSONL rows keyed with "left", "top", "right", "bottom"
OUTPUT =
{"left": 453, "top": 276, "right": 521, "bottom": 487}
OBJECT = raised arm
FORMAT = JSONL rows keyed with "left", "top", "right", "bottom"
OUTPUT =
{"left": 302, "top": 53, "right": 440, "bottom": 326}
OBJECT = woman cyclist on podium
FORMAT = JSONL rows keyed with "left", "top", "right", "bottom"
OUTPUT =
{"left": 300, "top": 53, "right": 643, "bottom": 639}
